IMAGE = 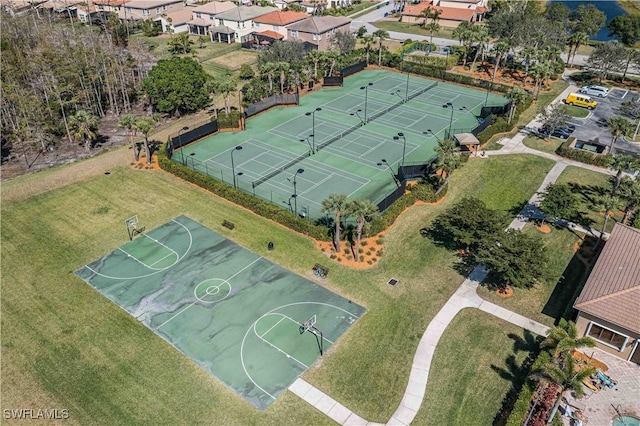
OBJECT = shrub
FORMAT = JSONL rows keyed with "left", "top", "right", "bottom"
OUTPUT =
{"left": 477, "top": 116, "right": 511, "bottom": 143}
{"left": 238, "top": 64, "right": 254, "bottom": 80}
{"left": 556, "top": 139, "right": 612, "bottom": 167}
{"left": 217, "top": 110, "right": 241, "bottom": 129}
{"left": 158, "top": 146, "right": 331, "bottom": 241}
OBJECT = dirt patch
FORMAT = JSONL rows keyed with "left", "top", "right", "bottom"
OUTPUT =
{"left": 496, "top": 286, "right": 514, "bottom": 298}
{"left": 316, "top": 236, "right": 385, "bottom": 269}
{"left": 536, "top": 223, "right": 552, "bottom": 233}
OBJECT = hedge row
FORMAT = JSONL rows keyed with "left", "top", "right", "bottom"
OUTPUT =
{"left": 476, "top": 96, "right": 533, "bottom": 144}
{"left": 368, "top": 180, "right": 448, "bottom": 235}
{"left": 218, "top": 110, "right": 241, "bottom": 129}
{"left": 556, "top": 139, "right": 612, "bottom": 167}
{"left": 158, "top": 150, "right": 332, "bottom": 241}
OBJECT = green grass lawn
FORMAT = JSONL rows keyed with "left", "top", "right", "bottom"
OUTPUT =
{"left": 522, "top": 134, "right": 564, "bottom": 154}
{"left": 1, "top": 148, "right": 557, "bottom": 423}
{"left": 476, "top": 225, "right": 590, "bottom": 326}
{"left": 565, "top": 105, "right": 590, "bottom": 118}
{"left": 415, "top": 309, "right": 539, "bottom": 425}
{"left": 555, "top": 165, "right": 619, "bottom": 233}
{"left": 373, "top": 20, "right": 456, "bottom": 41}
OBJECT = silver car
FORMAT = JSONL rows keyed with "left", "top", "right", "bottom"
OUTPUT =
{"left": 579, "top": 85, "right": 609, "bottom": 98}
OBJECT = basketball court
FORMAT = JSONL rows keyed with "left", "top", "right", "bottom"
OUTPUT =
{"left": 75, "top": 216, "right": 365, "bottom": 410}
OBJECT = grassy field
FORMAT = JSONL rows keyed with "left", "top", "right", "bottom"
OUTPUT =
{"left": 1, "top": 149, "right": 556, "bottom": 423}
{"left": 373, "top": 20, "right": 456, "bottom": 40}
{"left": 566, "top": 105, "right": 590, "bottom": 118}
{"left": 415, "top": 310, "right": 539, "bottom": 425}
{"left": 522, "top": 134, "right": 564, "bottom": 154}
{"left": 555, "top": 165, "right": 619, "bottom": 233}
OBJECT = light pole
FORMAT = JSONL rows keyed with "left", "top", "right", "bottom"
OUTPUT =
{"left": 350, "top": 109, "right": 364, "bottom": 125}
{"left": 405, "top": 66, "right": 410, "bottom": 101}
{"left": 377, "top": 159, "right": 401, "bottom": 187}
{"left": 178, "top": 126, "right": 189, "bottom": 164}
{"left": 305, "top": 107, "right": 321, "bottom": 153}
{"left": 287, "top": 168, "right": 304, "bottom": 216}
{"left": 391, "top": 89, "right": 404, "bottom": 104}
{"left": 393, "top": 132, "right": 407, "bottom": 166}
{"left": 230, "top": 145, "right": 242, "bottom": 189}
{"left": 443, "top": 102, "right": 454, "bottom": 139}
{"left": 360, "top": 82, "right": 373, "bottom": 123}
{"left": 300, "top": 135, "right": 314, "bottom": 154}
{"left": 424, "top": 129, "right": 442, "bottom": 142}
{"left": 443, "top": 48, "right": 449, "bottom": 81}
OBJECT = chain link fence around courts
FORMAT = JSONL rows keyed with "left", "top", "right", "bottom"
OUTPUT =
{"left": 243, "top": 93, "right": 299, "bottom": 119}
{"left": 182, "top": 154, "right": 320, "bottom": 219}
{"left": 166, "top": 119, "right": 219, "bottom": 159}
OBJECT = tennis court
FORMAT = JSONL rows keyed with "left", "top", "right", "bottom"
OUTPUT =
{"left": 75, "top": 216, "right": 365, "bottom": 410}
{"left": 180, "top": 69, "right": 507, "bottom": 219}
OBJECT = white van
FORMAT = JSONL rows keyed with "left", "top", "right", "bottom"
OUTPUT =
{"left": 579, "top": 85, "right": 609, "bottom": 98}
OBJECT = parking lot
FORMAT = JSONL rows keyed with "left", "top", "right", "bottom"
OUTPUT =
{"left": 567, "top": 87, "right": 640, "bottom": 156}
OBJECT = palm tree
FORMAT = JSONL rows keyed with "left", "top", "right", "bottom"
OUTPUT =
{"left": 324, "top": 50, "right": 340, "bottom": 77}
{"left": 372, "top": 29, "right": 389, "bottom": 66}
{"left": 607, "top": 116, "right": 633, "bottom": 154}
{"left": 530, "top": 61, "right": 552, "bottom": 100}
{"left": 567, "top": 31, "right": 588, "bottom": 67}
{"left": 540, "top": 319, "right": 596, "bottom": 358}
{"left": 205, "top": 78, "right": 218, "bottom": 118}
{"left": 362, "top": 35, "right": 374, "bottom": 65}
{"left": 425, "top": 21, "right": 440, "bottom": 45}
{"left": 505, "top": 87, "right": 528, "bottom": 124}
{"left": 218, "top": 75, "right": 237, "bottom": 115}
{"left": 68, "top": 110, "right": 98, "bottom": 152}
{"left": 609, "top": 154, "right": 640, "bottom": 195}
{"left": 346, "top": 199, "right": 380, "bottom": 262}
{"left": 490, "top": 41, "right": 510, "bottom": 82}
{"left": 434, "top": 139, "right": 461, "bottom": 182}
{"left": 594, "top": 194, "right": 620, "bottom": 247}
{"left": 260, "top": 62, "right": 277, "bottom": 94}
{"left": 117, "top": 114, "right": 139, "bottom": 161}
{"left": 133, "top": 116, "right": 156, "bottom": 165}
{"left": 452, "top": 21, "right": 474, "bottom": 67}
{"left": 276, "top": 62, "right": 290, "bottom": 94}
{"left": 420, "top": 6, "right": 432, "bottom": 28}
{"left": 530, "top": 353, "right": 595, "bottom": 424}
{"left": 321, "top": 194, "right": 349, "bottom": 252}
{"left": 518, "top": 46, "right": 537, "bottom": 83}
{"left": 307, "top": 50, "right": 323, "bottom": 81}
{"left": 469, "top": 25, "right": 489, "bottom": 71}
{"left": 618, "top": 177, "right": 640, "bottom": 224}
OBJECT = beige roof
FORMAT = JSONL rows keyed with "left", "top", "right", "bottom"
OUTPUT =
{"left": 286, "top": 16, "right": 350, "bottom": 33}
{"left": 192, "top": 1, "right": 236, "bottom": 15}
{"left": 163, "top": 8, "right": 193, "bottom": 25}
{"left": 125, "top": 0, "right": 183, "bottom": 9}
{"left": 574, "top": 223, "right": 640, "bottom": 334}
{"left": 454, "top": 132, "right": 479, "bottom": 146}
{"left": 215, "top": 5, "right": 277, "bottom": 22}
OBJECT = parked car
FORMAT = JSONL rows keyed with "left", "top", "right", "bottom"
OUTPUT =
{"left": 579, "top": 85, "right": 609, "bottom": 98}
{"left": 539, "top": 126, "right": 571, "bottom": 139}
{"left": 442, "top": 46, "right": 453, "bottom": 54}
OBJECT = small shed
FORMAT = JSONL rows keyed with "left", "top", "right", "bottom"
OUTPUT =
{"left": 454, "top": 132, "right": 481, "bottom": 155}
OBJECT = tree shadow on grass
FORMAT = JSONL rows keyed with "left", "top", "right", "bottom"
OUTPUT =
{"left": 491, "top": 330, "right": 543, "bottom": 426}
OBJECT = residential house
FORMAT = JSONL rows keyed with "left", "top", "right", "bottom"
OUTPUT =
{"left": 252, "top": 10, "right": 308, "bottom": 42}
{"left": 299, "top": 0, "right": 327, "bottom": 15}
{"left": 157, "top": 8, "right": 194, "bottom": 34}
{"left": 119, "top": 0, "right": 185, "bottom": 21}
{"left": 93, "top": 0, "right": 126, "bottom": 13}
{"left": 211, "top": 5, "right": 277, "bottom": 44}
{"left": 188, "top": 1, "right": 236, "bottom": 36}
{"left": 573, "top": 223, "right": 640, "bottom": 365}
{"left": 273, "top": 0, "right": 301, "bottom": 10}
{"left": 286, "top": 16, "right": 350, "bottom": 50}
{"left": 401, "top": 0, "right": 487, "bottom": 28}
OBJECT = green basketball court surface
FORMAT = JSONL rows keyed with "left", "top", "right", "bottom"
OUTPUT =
{"left": 179, "top": 69, "right": 507, "bottom": 220}
{"left": 75, "top": 216, "right": 365, "bottom": 410}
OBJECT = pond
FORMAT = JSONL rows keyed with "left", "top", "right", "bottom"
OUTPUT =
{"left": 550, "top": 0, "right": 627, "bottom": 41}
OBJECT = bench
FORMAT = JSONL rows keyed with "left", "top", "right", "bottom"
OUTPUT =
{"left": 222, "top": 220, "right": 235, "bottom": 230}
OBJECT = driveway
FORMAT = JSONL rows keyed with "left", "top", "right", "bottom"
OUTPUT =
{"left": 567, "top": 87, "right": 640, "bottom": 156}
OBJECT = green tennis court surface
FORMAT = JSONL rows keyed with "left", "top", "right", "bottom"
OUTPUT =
{"left": 180, "top": 69, "right": 508, "bottom": 220}
{"left": 75, "top": 216, "right": 365, "bottom": 410}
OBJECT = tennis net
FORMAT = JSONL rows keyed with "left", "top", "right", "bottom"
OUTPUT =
{"left": 252, "top": 150, "right": 311, "bottom": 187}
{"left": 316, "top": 121, "right": 364, "bottom": 151}
{"left": 407, "top": 81, "right": 438, "bottom": 101}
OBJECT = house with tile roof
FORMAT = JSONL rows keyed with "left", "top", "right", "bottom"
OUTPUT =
{"left": 253, "top": 10, "right": 308, "bottom": 40}
{"left": 401, "top": 0, "right": 487, "bottom": 28}
{"left": 120, "top": 0, "right": 185, "bottom": 21}
{"left": 187, "top": 1, "right": 237, "bottom": 36}
{"left": 286, "top": 16, "right": 350, "bottom": 51}
{"left": 573, "top": 223, "right": 640, "bottom": 365}
{"left": 156, "top": 8, "right": 194, "bottom": 34}
{"left": 211, "top": 5, "right": 277, "bottom": 43}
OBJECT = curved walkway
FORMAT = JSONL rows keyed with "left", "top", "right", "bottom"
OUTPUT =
{"left": 289, "top": 82, "right": 624, "bottom": 424}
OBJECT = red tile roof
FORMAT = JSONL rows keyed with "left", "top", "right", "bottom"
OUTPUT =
{"left": 403, "top": 2, "right": 476, "bottom": 22}
{"left": 574, "top": 223, "right": 640, "bottom": 334}
{"left": 257, "top": 30, "right": 284, "bottom": 39}
{"left": 254, "top": 10, "right": 308, "bottom": 25}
